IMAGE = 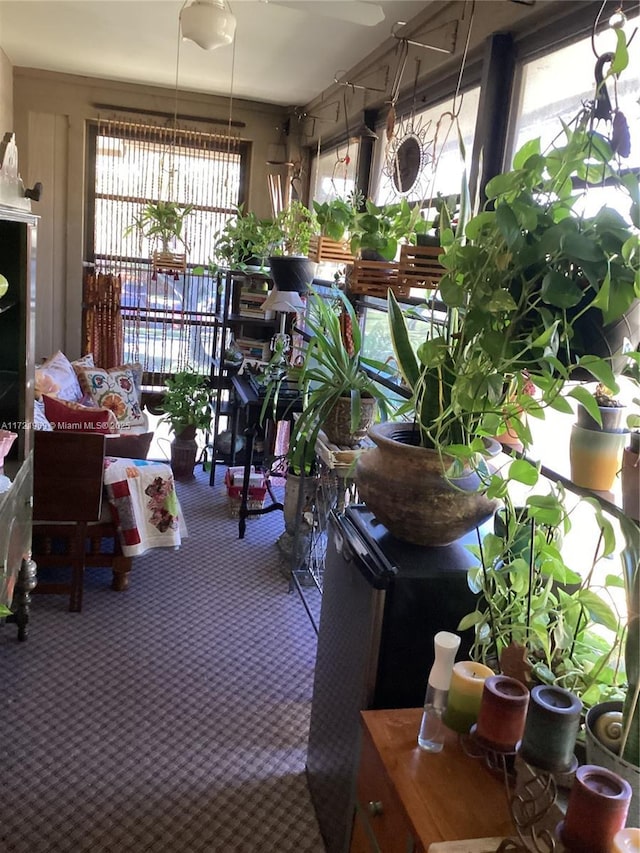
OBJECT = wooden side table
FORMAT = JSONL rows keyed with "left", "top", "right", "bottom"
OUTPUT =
{"left": 351, "top": 708, "right": 514, "bottom": 853}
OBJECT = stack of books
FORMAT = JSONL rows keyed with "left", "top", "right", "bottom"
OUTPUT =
{"left": 238, "top": 287, "right": 275, "bottom": 319}
{"left": 235, "top": 337, "right": 271, "bottom": 361}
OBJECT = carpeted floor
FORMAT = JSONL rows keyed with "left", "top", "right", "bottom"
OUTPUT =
{"left": 0, "top": 465, "right": 325, "bottom": 853}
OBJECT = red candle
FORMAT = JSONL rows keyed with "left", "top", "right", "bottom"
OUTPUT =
{"left": 560, "top": 765, "right": 632, "bottom": 853}
{"left": 475, "top": 675, "right": 530, "bottom": 752}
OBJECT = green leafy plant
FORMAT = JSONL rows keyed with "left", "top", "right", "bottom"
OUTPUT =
{"left": 312, "top": 193, "right": 361, "bottom": 242}
{"left": 349, "top": 198, "right": 428, "bottom": 261}
{"left": 291, "top": 289, "right": 394, "bottom": 462}
{"left": 459, "top": 481, "right": 626, "bottom": 701}
{"left": 125, "top": 200, "right": 194, "bottom": 252}
{"left": 261, "top": 289, "right": 395, "bottom": 474}
{"left": 388, "top": 112, "right": 638, "bottom": 458}
{"left": 159, "top": 368, "right": 211, "bottom": 435}
{"left": 271, "top": 200, "right": 318, "bottom": 256}
{"left": 213, "top": 205, "right": 281, "bottom": 270}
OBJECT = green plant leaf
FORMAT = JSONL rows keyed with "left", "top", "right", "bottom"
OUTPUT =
{"left": 547, "top": 395, "right": 574, "bottom": 414}
{"left": 575, "top": 356, "right": 618, "bottom": 389}
{"left": 388, "top": 291, "right": 420, "bottom": 390}
{"left": 508, "top": 458, "right": 540, "bottom": 485}
{"left": 458, "top": 611, "right": 483, "bottom": 631}
{"left": 568, "top": 385, "right": 602, "bottom": 424}
{"left": 495, "top": 203, "right": 522, "bottom": 248}
{"left": 576, "top": 589, "right": 619, "bottom": 632}
{"left": 540, "top": 270, "right": 584, "bottom": 309}
{"left": 512, "top": 137, "right": 541, "bottom": 170}
{"left": 609, "top": 28, "right": 629, "bottom": 76}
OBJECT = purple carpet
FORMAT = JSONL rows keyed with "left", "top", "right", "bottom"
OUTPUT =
{"left": 0, "top": 465, "right": 325, "bottom": 852}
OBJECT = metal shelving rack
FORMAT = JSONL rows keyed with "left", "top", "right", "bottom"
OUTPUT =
{"left": 289, "top": 433, "right": 366, "bottom": 632}
{"left": 208, "top": 268, "right": 278, "bottom": 485}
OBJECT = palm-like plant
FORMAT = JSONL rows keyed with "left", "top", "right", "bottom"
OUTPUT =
{"left": 287, "top": 289, "right": 394, "bottom": 470}
{"left": 126, "top": 200, "right": 194, "bottom": 252}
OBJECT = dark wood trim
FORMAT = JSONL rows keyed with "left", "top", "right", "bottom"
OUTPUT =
{"left": 469, "top": 32, "right": 516, "bottom": 208}
{"left": 92, "top": 102, "right": 246, "bottom": 129}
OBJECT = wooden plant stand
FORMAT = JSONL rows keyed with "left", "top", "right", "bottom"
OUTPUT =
{"left": 398, "top": 244, "right": 445, "bottom": 289}
{"left": 347, "top": 258, "right": 410, "bottom": 299}
{"left": 308, "top": 235, "right": 354, "bottom": 264}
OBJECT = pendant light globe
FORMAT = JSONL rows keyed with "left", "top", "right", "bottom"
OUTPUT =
{"left": 180, "top": 0, "right": 236, "bottom": 50}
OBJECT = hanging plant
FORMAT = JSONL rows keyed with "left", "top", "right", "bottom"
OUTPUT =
{"left": 125, "top": 200, "right": 194, "bottom": 254}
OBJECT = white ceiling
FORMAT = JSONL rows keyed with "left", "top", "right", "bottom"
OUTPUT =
{"left": 0, "top": 0, "right": 433, "bottom": 107}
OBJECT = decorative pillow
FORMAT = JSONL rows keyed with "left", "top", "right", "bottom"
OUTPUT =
{"left": 42, "top": 394, "right": 119, "bottom": 434}
{"left": 104, "top": 432, "right": 153, "bottom": 460}
{"left": 72, "top": 354, "right": 95, "bottom": 370}
{"left": 33, "top": 398, "right": 53, "bottom": 431}
{"left": 75, "top": 364, "right": 146, "bottom": 432}
{"left": 35, "top": 351, "right": 83, "bottom": 402}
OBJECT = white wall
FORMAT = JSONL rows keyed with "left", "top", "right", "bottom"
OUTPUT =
{"left": 0, "top": 46, "right": 13, "bottom": 140}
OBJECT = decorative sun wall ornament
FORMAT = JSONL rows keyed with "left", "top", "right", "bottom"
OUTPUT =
{"left": 381, "top": 113, "right": 434, "bottom": 201}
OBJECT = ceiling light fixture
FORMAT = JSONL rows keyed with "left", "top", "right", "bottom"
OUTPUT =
{"left": 180, "top": 0, "right": 236, "bottom": 51}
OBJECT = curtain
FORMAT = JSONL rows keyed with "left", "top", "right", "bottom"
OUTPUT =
{"left": 83, "top": 270, "right": 124, "bottom": 368}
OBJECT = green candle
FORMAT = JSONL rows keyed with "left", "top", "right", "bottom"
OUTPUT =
{"left": 443, "top": 661, "right": 494, "bottom": 734}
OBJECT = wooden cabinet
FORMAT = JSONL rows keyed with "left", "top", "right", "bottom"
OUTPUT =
{"left": 350, "top": 709, "right": 514, "bottom": 853}
{"left": 0, "top": 202, "right": 38, "bottom": 639}
{"left": 352, "top": 724, "right": 420, "bottom": 853}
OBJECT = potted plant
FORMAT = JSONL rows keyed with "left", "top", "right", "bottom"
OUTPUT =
{"left": 457, "top": 477, "right": 639, "bottom": 816}
{"left": 125, "top": 200, "right": 194, "bottom": 256}
{"left": 213, "top": 205, "right": 280, "bottom": 271}
{"left": 268, "top": 200, "right": 319, "bottom": 292}
{"left": 348, "top": 197, "right": 427, "bottom": 261}
{"left": 312, "top": 194, "right": 360, "bottom": 243}
{"left": 355, "top": 66, "right": 639, "bottom": 547}
{"left": 292, "top": 288, "right": 394, "bottom": 449}
{"left": 307, "top": 193, "right": 361, "bottom": 263}
{"left": 458, "top": 484, "right": 624, "bottom": 698}
{"left": 570, "top": 382, "right": 629, "bottom": 491}
{"left": 159, "top": 367, "right": 211, "bottom": 480}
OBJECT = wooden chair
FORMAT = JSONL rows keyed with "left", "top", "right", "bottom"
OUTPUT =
{"left": 31, "top": 431, "right": 132, "bottom": 612}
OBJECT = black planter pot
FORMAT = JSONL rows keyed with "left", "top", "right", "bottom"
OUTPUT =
{"left": 268, "top": 256, "right": 317, "bottom": 293}
{"left": 416, "top": 234, "right": 440, "bottom": 247}
{"left": 568, "top": 297, "right": 640, "bottom": 377}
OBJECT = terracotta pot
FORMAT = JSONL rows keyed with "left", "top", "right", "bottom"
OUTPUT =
{"left": 322, "top": 396, "right": 376, "bottom": 448}
{"left": 355, "top": 422, "right": 500, "bottom": 547}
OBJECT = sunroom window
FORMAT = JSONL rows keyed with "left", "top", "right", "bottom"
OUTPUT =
{"left": 86, "top": 120, "right": 248, "bottom": 380}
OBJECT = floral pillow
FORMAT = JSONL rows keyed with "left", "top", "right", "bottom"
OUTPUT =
{"left": 75, "top": 365, "right": 146, "bottom": 432}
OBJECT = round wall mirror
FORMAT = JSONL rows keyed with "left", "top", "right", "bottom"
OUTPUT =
{"left": 391, "top": 134, "right": 423, "bottom": 195}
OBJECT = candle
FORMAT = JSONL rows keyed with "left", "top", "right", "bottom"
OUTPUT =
{"left": 519, "top": 684, "right": 582, "bottom": 772}
{"left": 475, "top": 674, "right": 530, "bottom": 752}
{"left": 560, "top": 765, "right": 632, "bottom": 853}
{"left": 442, "top": 661, "right": 494, "bottom": 734}
{"left": 612, "top": 828, "right": 640, "bottom": 852}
